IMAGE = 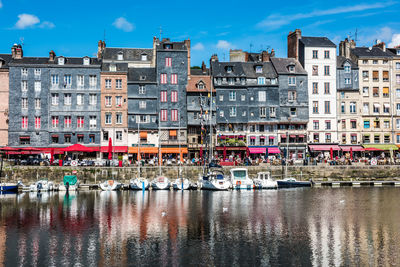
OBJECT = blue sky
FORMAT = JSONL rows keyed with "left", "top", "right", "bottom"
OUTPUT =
{"left": 1, "top": 0, "right": 400, "bottom": 66}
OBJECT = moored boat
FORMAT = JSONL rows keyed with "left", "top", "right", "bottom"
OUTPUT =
{"left": 230, "top": 168, "right": 254, "bottom": 190}
{"left": 200, "top": 169, "right": 231, "bottom": 191}
{"left": 59, "top": 175, "right": 79, "bottom": 191}
{"left": 99, "top": 180, "right": 122, "bottom": 191}
{"left": 0, "top": 182, "right": 19, "bottom": 192}
{"left": 277, "top": 178, "right": 311, "bottom": 188}
{"left": 130, "top": 178, "right": 150, "bottom": 190}
{"left": 254, "top": 172, "right": 277, "bottom": 189}
{"left": 151, "top": 176, "right": 170, "bottom": 190}
{"left": 29, "top": 180, "right": 54, "bottom": 192}
{"left": 172, "top": 178, "right": 190, "bottom": 190}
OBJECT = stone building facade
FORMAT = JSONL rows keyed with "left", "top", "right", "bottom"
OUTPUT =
{"left": 0, "top": 53, "right": 11, "bottom": 146}
{"left": 387, "top": 46, "right": 400, "bottom": 144}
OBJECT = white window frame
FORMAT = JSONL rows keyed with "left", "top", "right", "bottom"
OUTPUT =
{"left": 105, "top": 113, "right": 112, "bottom": 124}
{"left": 229, "top": 107, "right": 236, "bottom": 117}
{"left": 257, "top": 77, "right": 265, "bottom": 85}
{"left": 51, "top": 94, "right": 59, "bottom": 105}
{"left": 116, "top": 96, "right": 122, "bottom": 107}
{"left": 229, "top": 91, "right": 236, "bottom": 101}
{"left": 258, "top": 91, "right": 266, "bottom": 102}
{"left": 77, "top": 94, "right": 84, "bottom": 105}
{"left": 139, "top": 85, "right": 146, "bottom": 94}
{"left": 139, "top": 100, "right": 146, "bottom": 109}
{"left": 64, "top": 93, "right": 72, "bottom": 106}
{"left": 89, "top": 94, "right": 96, "bottom": 105}
{"left": 35, "top": 98, "right": 41, "bottom": 109}
{"left": 116, "top": 113, "right": 122, "bottom": 124}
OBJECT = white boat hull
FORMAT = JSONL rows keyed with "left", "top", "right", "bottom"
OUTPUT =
{"left": 151, "top": 177, "right": 170, "bottom": 190}
{"left": 201, "top": 179, "right": 231, "bottom": 190}
{"left": 172, "top": 178, "right": 190, "bottom": 190}
{"left": 231, "top": 179, "right": 254, "bottom": 190}
{"left": 99, "top": 180, "right": 122, "bottom": 191}
{"left": 58, "top": 184, "right": 78, "bottom": 191}
{"left": 254, "top": 179, "right": 278, "bottom": 189}
{"left": 29, "top": 180, "right": 54, "bottom": 192}
{"left": 130, "top": 178, "right": 150, "bottom": 190}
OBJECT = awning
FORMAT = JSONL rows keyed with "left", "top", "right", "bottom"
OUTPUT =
{"left": 363, "top": 144, "right": 399, "bottom": 151}
{"left": 309, "top": 144, "right": 341, "bottom": 151}
{"left": 340, "top": 145, "right": 364, "bottom": 152}
{"left": 281, "top": 134, "right": 287, "bottom": 138}
{"left": 161, "top": 147, "right": 188, "bottom": 154}
{"left": 51, "top": 134, "right": 58, "bottom": 138}
{"left": 216, "top": 146, "right": 247, "bottom": 151}
{"left": 248, "top": 147, "right": 266, "bottom": 154}
{"left": 19, "top": 136, "right": 30, "bottom": 139}
{"left": 289, "top": 135, "right": 296, "bottom": 138}
{"left": 140, "top": 131, "right": 148, "bottom": 138}
{"left": 169, "top": 130, "right": 177, "bottom": 137}
{"left": 250, "top": 136, "right": 256, "bottom": 139}
{"left": 268, "top": 147, "right": 281, "bottom": 154}
{"left": 384, "top": 103, "right": 390, "bottom": 108}
{"left": 269, "top": 136, "right": 275, "bottom": 139}
{"left": 129, "top": 147, "right": 159, "bottom": 154}
{"left": 62, "top": 144, "right": 94, "bottom": 152}
{"left": 373, "top": 103, "right": 380, "bottom": 108}
{"left": 260, "top": 136, "right": 265, "bottom": 139}
{"left": 101, "top": 146, "right": 128, "bottom": 153}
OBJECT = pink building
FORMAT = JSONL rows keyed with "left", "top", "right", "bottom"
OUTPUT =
{"left": 0, "top": 54, "right": 11, "bottom": 146}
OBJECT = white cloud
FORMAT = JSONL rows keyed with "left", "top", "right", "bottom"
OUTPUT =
{"left": 257, "top": 2, "right": 395, "bottom": 30}
{"left": 389, "top": 33, "right": 400, "bottom": 48}
{"left": 15, "top": 14, "right": 40, "bottom": 29}
{"left": 192, "top": 43, "right": 205, "bottom": 51}
{"left": 216, "top": 40, "right": 233, "bottom": 49}
{"left": 0, "top": 1, "right": 3, "bottom": 8}
{"left": 39, "top": 21, "right": 55, "bottom": 29}
{"left": 113, "top": 17, "right": 134, "bottom": 32}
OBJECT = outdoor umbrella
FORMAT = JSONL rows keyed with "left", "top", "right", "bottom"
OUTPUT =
{"left": 330, "top": 147, "right": 333, "bottom": 160}
{"left": 50, "top": 148, "right": 54, "bottom": 165}
{"left": 223, "top": 146, "right": 227, "bottom": 161}
{"left": 0, "top": 146, "right": 19, "bottom": 151}
{"left": 62, "top": 144, "right": 94, "bottom": 152}
{"left": 108, "top": 138, "right": 113, "bottom": 160}
{"left": 350, "top": 147, "right": 353, "bottom": 161}
{"left": 246, "top": 147, "right": 250, "bottom": 157}
{"left": 199, "top": 146, "right": 203, "bottom": 159}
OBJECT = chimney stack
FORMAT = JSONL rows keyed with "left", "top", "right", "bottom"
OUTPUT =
{"left": 11, "top": 44, "right": 23, "bottom": 59}
{"left": 287, "top": 29, "right": 301, "bottom": 59}
{"left": 339, "top": 38, "right": 356, "bottom": 59}
{"left": 373, "top": 41, "right": 386, "bottom": 52}
{"left": 97, "top": 40, "right": 106, "bottom": 59}
{"left": 184, "top": 39, "right": 191, "bottom": 76}
{"left": 201, "top": 61, "right": 207, "bottom": 73}
{"left": 49, "top": 50, "right": 56, "bottom": 62}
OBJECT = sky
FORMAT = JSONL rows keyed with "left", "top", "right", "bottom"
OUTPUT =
{"left": 1, "top": 0, "right": 400, "bottom": 66}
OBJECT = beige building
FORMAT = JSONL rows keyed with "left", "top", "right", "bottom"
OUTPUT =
{"left": 387, "top": 46, "right": 400, "bottom": 144}
{"left": 0, "top": 54, "right": 11, "bottom": 146}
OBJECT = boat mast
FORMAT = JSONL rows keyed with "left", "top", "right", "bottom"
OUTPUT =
{"left": 158, "top": 111, "right": 162, "bottom": 176}
{"left": 178, "top": 115, "right": 181, "bottom": 180}
{"left": 209, "top": 83, "right": 213, "bottom": 163}
{"left": 138, "top": 119, "right": 141, "bottom": 178}
{"left": 286, "top": 130, "right": 289, "bottom": 178}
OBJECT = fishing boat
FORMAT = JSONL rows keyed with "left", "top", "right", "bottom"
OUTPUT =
{"left": 0, "top": 182, "right": 19, "bottom": 192}
{"left": 254, "top": 172, "right": 277, "bottom": 189}
{"left": 200, "top": 169, "right": 231, "bottom": 190}
{"left": 172, "top": 178, "right": 190, "bottom": 190}
{"left": 29, "top": 180, "right": 54, "bottom": 192}
{"left": 99, "top": 179, "right": 122, "bottom": 191}
{"left": 59, "top": 175, "right": 79, "bottom": 191}
{"left": 277, "top": 178, "right": 311, "bottom": 188}
{"left": 130, "top": 178, "right": 150, "bottom": 190}
{"left": 151, "top": 176, "right": 170, "bottom": 190}
{"left": 230, "top": 168, "right": 254, "bottom": 190}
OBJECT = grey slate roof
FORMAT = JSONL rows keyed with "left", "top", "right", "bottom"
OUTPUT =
{"left": 300, "top": 36, "right": 336, "bottom": 48}
{"left": 101, "top": 63, "right": 128, "bottom": 72}
{"left": 128, "top": 68, "right": 156, "bottom": 82}
{"left": 336, "top": 56, "right": 358, "bottom": 68}
{"left": 190, "top": 68, "right": 210, "bottom": 75}
{"left": 387, "top": 48, "right": 400, "bottom": 58}
{"left": 211, "top": 61, "right": 277, "bottom": 78}
{"left": 351, "top": 47, "right": 392, "bottom": 58}
{"left": 9, "top": 56, "right": 101, "bottom": 66}
{"left": 0, "top": 54, "right": 12, "bottom": 69}
{"left": 156, "top": 39, "right": 187, "bottom": 51}
{"left": 102, "top": 48, "right": 153, "bottom": 61}
{"left": 270, "top": 58, "right": 307, "bottom": 75}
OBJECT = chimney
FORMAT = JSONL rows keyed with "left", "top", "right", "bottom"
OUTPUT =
{"left": 49, "top": 50, "right": 56, "bottom": 62}
{"left": 339, "top": 38, "right": 356, "bottom": 59}
{"left": 97, "top": 40, "right": 106, "bottom": 59}
{"left": 201, "top": 61, "right": 207, "bottom": 73}
{"left": 184, "top": 39, "right": 191, "bottom": 76}
{"left": 11, "top": 44, "right": 23, "bottom": 59}
{"left": 287, "top": 29, "right": 301, "bottom": 59}
{"left": 373, "top": 41, "right": 386, "bottom": 52}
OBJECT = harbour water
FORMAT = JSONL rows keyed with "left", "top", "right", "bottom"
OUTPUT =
{"left": 1, "top": 188, "right": 400, "bottom": 266}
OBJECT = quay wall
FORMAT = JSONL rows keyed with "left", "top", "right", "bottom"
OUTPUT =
{"left": 1, "top": 164, "right": 400, "bottom": 184}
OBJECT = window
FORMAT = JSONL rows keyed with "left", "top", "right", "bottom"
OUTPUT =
{"left": 288, "top": 77, "right": 296, "bottom": 86}
{"left": 250, "top": 138, "right": 255, "bottom": 146}
{"left": 89, "top": 134, "right": 95, "bottom": 144}
{"left": 364, "top": 120, "right": 370, "bottom": 129}
{"left": 373, "top": 60, "right": 378, "bottom": 64}
{"left": 397, "top": 74, "right": 400, "bottom": 85}
{"left": 269, "top": 107, "right": 276, "bottom": 117}
{"left": 350, "top": 102, "right": 356, "bottom": 113}
{"left": 255, "top": 66, "right": 262, "bottom": 73}
{"left": 229, "top": 91, "right": 236, "bottom": 101}
{"left": 397, "top": 50, "right": 400, "bottom": 56}
{"left": 373, "top": 87, "right": 379, "bottom": 97}
{"left": 116, "top": 113, "right": 122, "bottom": 124}
{"left": 105, "top": 113, "right": 112, "bottom": 124}
{"left": 374, "top": 120, "right": 380, "bottom": 128}
{"left": 52, "top": 116, "right": 59, "bottom": 128}
{"left": 312, "top": 65, "right": 318, "bottom": 76}
{"left": 105, "top": 79, "right": 111, "bottom": 89}
{"left": 171, "top": 91, "right": 178, "bottom": 102}
{"left": 116, "top": 79, "right": 122, "bottom": 89}
{"left": 373, "top": 71, "right": 379, "bottom": 82}
{"left": 21, "top": 81, "right": 27, "bottom": 91}
{"left": 161, "top": 109, "right": 168, "bottom": 121}
{"left": 257, "top": 77, "right": 265, "bottom": 85}
{"left": 105, "top": 96, "right": 112, "bottom": 107}
{"left": 362, "top": 71, "right": 369, "bottom": 81}
{"left": 313, "top": 101, "right": 319, "bottom": 113}
{"left": 35, "top": 98, "right": 40, "bottom": 109}
{"left": 139, "top": 100, "right": 146, "bottom": 109}
{"left": 288, "top": 91, "right": 296, "bottom": 101}
{"left": 350, "top": 120, "right": 356, "bottom": 129}
{"left": 52, "top": 135, "right": 59, "bottom": 144}
{"left": 77, "top": 94, "right": 84, "bottom": 105}
{"left": 324, "top": 101, "right": 330, "bottom": 114}
{"left": 217, "top": 78, "right": 222, "bottom": 85}
{"left": 51, "top": 75, "right": 59, "bottom": 87}
{"left": 341, "top": 102, "right": 345, "bottom": 113}
{"left": 140, "top": 53, "right": 147, "bottom": 61}
{"left": 325, "top": 120, "right": 331, "bottom": 130}
{"left": 342, "top": 119, "right": 346, "bottom": 129}
{"left": 325, "top": 134, "right": 331, "bottom": 143}
{"left": 324, "top": 50, "right": 330, "bottom": 59}
{"left": 89, "top": 94, "right": 96, "bottom": 105}
{"left": 171, "top": 109, "right": 178, "bottom": 121}
{"left": 397, "top": 103, "right": 400, "bottom": 115}
{"left": 34, "top": 81, "right": 41, "bottom": 92}
{"left": 342, "top": 134, "right": 347, "bottom": 144}
{"left": 344, "top": 65, "right": 351, "bottom": 73}
{"left": 115, "top": 96, "right": 122, "bottom": 107}
{"left": 140, "top": 75, "right": 146, "bottom": 81}
{"left": 20, "top": 116, "right": 28, "bottom": 130}
{"left": 312, "top": 82, "right": 318, "bottom": 94}
{"left": 258, "top": 91, "right": 266, "bottom": 102}
{"left": 363, "top": 87, "right": 369, "bottom": 96}
{"left": 363, "top": 135, "right": 370, "bottom": 143}
{"left": 64, "top": 135, "right": 71, "bottom": 144}
{"left": 83, "top": 58, "right": 90, "bottom": 65}
{"left": 324, "top": 66, "right": 330, "bottom": 76}
{"left": 384, "top": 135, "right": 390, "bottom": 143}
{"left": 51, "top": 93, "right": 59, "bottom": 105}
{"left": 397, "top": 119, "right": 400, "bottom": 129}
{"left": 260, "top": 107, "right": 266, "bottom": 117}
{"left": 117, "top": 53, "right": 123, "bottom": 60}
{"left": 312, "top": 50, "right": 318, "bottom": 59}
{"left": 384, "top": 103, "right": 390, "bottom": 113}
{"left": 64, "top": 116, "right": 71, "bottom": 128}
{"left": 77, "top": 116, "right": 84, "bottom": 128}
{"left": 21, "top": 98, "right": 28, "bottom": 109}
{"left": 103, "top": 131, "right": 109, "bottom": 141}
{"left": 160, "top": 74, "right": 167, "bottom": 84}
{"left": 396, "top": 63, "right": 400, "bottom": 70}
{"left": 110, "top": 65, "right": 116, "bottom": 72}
{"left": 139, "top": 85, "right": 146, "bottom": 94}
{"left": 219, "top": 95, "right": 223, "bottom": 102}
{"left": 116, "top": 131, "right": 123, "bottom": 141}
{"left": 383, "top": 71, "right": 389, "bottom": 82}
{"left": 197, "top": 82, "right": 205, "bottom": 89}
{"left": 171, "top": 74, "right": 178, "bottom": 84}
{"left": 77, "top": 135, "right": 84, "bottom": 143}
{"left": 64, "top": 94, "right": 71, "bottom": 105}
{"left": 363, "top": 103, "right": 369, "bottom": 114}
{"left": 384, "top": 120, "right": 390, "bottom": 129}
{"left": 324, "top": 83, "right": 330, "bottom": 94}
{"left": 374, "top": 135, "right": 380, "bottom": 144}
{"left": 21, "top": 68, "right": 28, "bottom": 76}
{"left": 77, "top": 75, "right": 84, "bottom": 88}
{"left": 289, "top": 65, "right": 295, "bottom": 72}
{"left": 313, "top": 133, "right": 319, "bottom": 143}
{"left": 373, "top": 103, "right": 380, "bottom": 113}
{"left": 165, "top": 57, "right": 172, "bottom": 67}
{"left": 64, "top": 75, "right": 72, "bottom": 88}
{"left": 383, "top": 87, "right": 389, "bottom": 98}
{"left": 351, "top": 134, "right": 357, "bottom": 144}
{"left": 313, "top": 121, "right": 319, "bottom": 130}
{"left": 89, "top": 75, "right": 97, "bottom": 88}
{"left": 344, "top": 78, "right": 351, "bottom": 85}
{"left": 229, "top": 107, "right": 237, "bottom": 117}
{"left": 226, "top": 66, "right": 233, "bottom": 73}
{"left": 88, "top": 116, "right": 96, "bottom": 128}
{"left": 160, "top": 91, "right": 167, "bottom": 102}
{"left": 220, "top": 110, "right": 224, "bottom": 117}
{"left": 290, "top": 108, "right": 297, "bottom": 116}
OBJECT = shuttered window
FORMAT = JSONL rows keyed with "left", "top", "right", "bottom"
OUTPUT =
{"left": 383, "top": 71, "right": 389, "bottom": 81}
{"left": 373, "top": 71, "right": 379, "bottom": 81}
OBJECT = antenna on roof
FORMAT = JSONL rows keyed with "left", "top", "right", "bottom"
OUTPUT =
{"left": 103, "top": 29, "right": 106, "bottom": 43}
{"left": 249, "top": 43, "right": 253, "bottom": 53}
{"left": 19, "top": 37, "right": 24, "bottom": 46}
{"left": 159, "top": 26, "right": 163, "bottom": 40}
{"left": 223, "top": 53, "right": 225, "bottom": 61}
{"left": 354, "top": 28, "right": 358, "bottom": 42}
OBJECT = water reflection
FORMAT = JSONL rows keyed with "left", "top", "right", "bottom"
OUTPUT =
{"left": 0, "top": 188, "right": 400, "bottom": 266}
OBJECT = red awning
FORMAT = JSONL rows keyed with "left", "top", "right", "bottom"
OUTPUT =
{"left": 281, "top": 135, "right": 287, "bottom": 138}
{"left": 248, "top": 147, "right": 266, "bottom": 154}
{"left": 299, "top": 134, "right": 305, "bottom": 138}
{"left": 289, "top": 135, "right": 296, "bottom": 138}
{"left": 0, "top": 147, "right": 20, "bottom": 151}
{"left": 309, "top": 145, "right": 341, "bottom": 151}
{"left": 340, "top": 145, "right": 364, "bottom": 152}
{"left": 250, "top": 136, "right": 256, "bottom": 139}
{"left": 268, "top": 147, "right": 281, "bottom": 154}
{"left": 364, "top": 147, "right": 383, "bottom": 151}
{"left": 260, "top": 136, "right": 266, "bottom": 139}
{"left": 269, "top": 136, "right": 275, "bottom": 139}
{"left": 101, "top": 146, "right": 128, "bottom": 153}
{"left": 62, "top": 144, "right": 94, "bottom": 152}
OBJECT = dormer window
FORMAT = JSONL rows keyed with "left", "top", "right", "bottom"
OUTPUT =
{"left": 58, "top": 57, "right": 65, "bottom": 65}
{"left": 257, "top": 77, "right": 265, "bottom": 85}
{"left": 140, "top": 75, "right": 146, "bottom": 81}
{"left": 255, "top": 66, "right": 262, "bottom": 73}
{"left": 83, "top": 57, "right": 90, "bottom": 65}
{"left": 397, "top": 49, "right": 400, "bottom": 55}
{"left": 141, "top": 54, "right": 147, "bottom": 61}
{"left": 117, "top": 52, "right": 123, "bottom": 61}
{"left": 197, "top": 81, "right": 205, "bottom": 90}
{"left": 344, "top": 63, "right": 351, "bottom": 73}
{"left": 164, "top": 44, "right": 172, "bottom": 50}
{"left": 288, "top": 65, "right": 295, "bottom": 73}
{"left": 110, "top": 64, "right": 116, "bottom": 72}
{"left": 226, "top": 66, "right": 233, "bottom": 73}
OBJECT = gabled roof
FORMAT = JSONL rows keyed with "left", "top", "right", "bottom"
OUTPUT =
{"left": 190, "top": 68, "right": 210, "bottom": 75}
{"left": 300, "top": 36, "right": 336, "bottom": 48}
{"left": 351, "top": 47, "right": 392, "bottom": 58}
{"left": 387, "top": 48, "right": 400, "bottom": 58}
{"left": 211, "top": 61, "right": 277, "bottom": 78}
{"left": 0, "top": 54, "right": 12, "bottom": 69}
{"left": 128, "top": 68, "right": 156, "bottom": 82}
{"left": 270, "top": 58, "right": 307, "bottom": 75}
{"left": 336, "top": 56, "right": 358, "bottom": 68}
{"left": 102, "top": 48, "right": 153, "bottom": 61}
{"left": 155, "top": 39, "right": 188, "bottom": 51}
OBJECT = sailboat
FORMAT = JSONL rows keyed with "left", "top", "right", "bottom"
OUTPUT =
{"left": 99, "top": 138, "right": 122, "bottom": 191}
{"left": 151, "top": 112, "right": 170, "bottom": 190}
{"left": 130, "top": 120, "right": 150, "bottom": 190}
{"left": 172, "top": 119, "right": 190, "bottom": 190}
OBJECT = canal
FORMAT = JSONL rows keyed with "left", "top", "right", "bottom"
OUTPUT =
{"left": 0, "top": 188, "right": 400, "bottom": 266}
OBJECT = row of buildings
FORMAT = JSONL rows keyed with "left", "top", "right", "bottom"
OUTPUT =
{"left": 0, "top": 29, "right": 399, "bottom": 161}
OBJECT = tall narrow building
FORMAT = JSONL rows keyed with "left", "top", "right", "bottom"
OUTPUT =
{"left": 0, "top": 53, "right": 11, "bottom": 146}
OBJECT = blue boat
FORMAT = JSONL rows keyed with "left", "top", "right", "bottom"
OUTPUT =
{"left": 0, "top": 183, "right": 19, "bottom": 192}
{"left": 277, "top": 178, "right": 311, "bottom": 188}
